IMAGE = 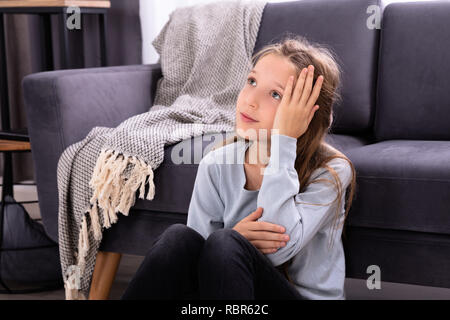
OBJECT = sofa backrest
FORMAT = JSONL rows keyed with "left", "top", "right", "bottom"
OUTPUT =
{"left": 374, "top": 0, "right": 450, "bottom": 141}
{"left": 254, "top": 0, "right": 380, "bottom": 136}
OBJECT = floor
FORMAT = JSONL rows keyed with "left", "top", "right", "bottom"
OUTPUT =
{"left": 1, "top": 181, "right": 450, "bottom": 300}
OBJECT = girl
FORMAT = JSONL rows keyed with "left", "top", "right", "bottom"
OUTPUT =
{"left": 121, "top": 35, "right": 356, "bottom": 300}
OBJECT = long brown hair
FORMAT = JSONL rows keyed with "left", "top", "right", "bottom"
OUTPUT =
{"left": 213, "top": 34, "right": 357, "bottom": 285}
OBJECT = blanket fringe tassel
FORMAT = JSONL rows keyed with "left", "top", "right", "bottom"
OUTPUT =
{"left": 64, "top": 148, "right": 155, "bottom": 300}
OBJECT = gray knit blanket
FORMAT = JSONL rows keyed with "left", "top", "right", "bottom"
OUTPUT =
{"left": 56, "top": 0, "right": 266, "bottom": 300}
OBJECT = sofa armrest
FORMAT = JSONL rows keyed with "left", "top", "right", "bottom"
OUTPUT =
{"left": 22, "top": 63, "right": 162, "bottom": 242}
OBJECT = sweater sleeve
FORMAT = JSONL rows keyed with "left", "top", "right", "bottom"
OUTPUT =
{"left": 186, "top": 152, "right": 225, "bottom": 240}
{"left": 256, "top": 133, "right": 352, "bottom": 267}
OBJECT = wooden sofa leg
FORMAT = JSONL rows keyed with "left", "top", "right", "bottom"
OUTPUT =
{"left": 88, "top": 251, "right": 122, "bottom": 300}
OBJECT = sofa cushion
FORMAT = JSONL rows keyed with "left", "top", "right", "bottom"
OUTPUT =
{"left": 344, "top": 140, "right": 450, "bottom": 235}
{"left": 325, "top": 133, "right": 375, "bottom": 153}
{"left": 254, "top": 0, "right": 380, "bottom": 135}
{"left": 374, "top": 1, "right": 450, "bottom": 140}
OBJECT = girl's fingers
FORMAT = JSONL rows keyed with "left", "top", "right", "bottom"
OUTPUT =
{"left": 251, "top": 239, "right": 287, "bottom": 250}
{"left": 248, "top": 221, "right": 285, "bottom": 233}
{"left": 291, "top": 68, "right": 307, "bottom": 103}
{"left": 260, "top": 248, "right": 278, "bottom": 254}
{"left": 306, "top": 75, "right": 324, "bottom": 110}
{"left": 281, "top": 75, "right": 295, "bottom": 105}
{"left": 245, "top": 230, "right": 289, "bottom": 242}
{"left": 299, "top": 65, "right": 315, "bottom": 107}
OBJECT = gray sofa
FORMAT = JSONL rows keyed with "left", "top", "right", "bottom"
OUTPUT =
{"left": 22, "top": 0, "right": 450, "bottom": 289}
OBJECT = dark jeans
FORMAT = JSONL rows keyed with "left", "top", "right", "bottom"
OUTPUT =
{"left": 121, "top": 223, "right": 303, "bottom": 300}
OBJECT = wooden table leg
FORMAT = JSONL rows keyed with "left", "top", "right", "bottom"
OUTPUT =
{"left": 89, "top": 251, "right": 122, "bottom": 300}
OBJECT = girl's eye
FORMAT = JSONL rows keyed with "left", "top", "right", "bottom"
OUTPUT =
{"left": 271, "top": 91, "right": 281, "bottom": 100}
{"left": 247, "top": 77, "right": 282, "bottom": 101}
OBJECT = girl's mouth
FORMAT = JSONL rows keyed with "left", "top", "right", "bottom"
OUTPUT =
{"left": 240, "top": 112, "right": 258, "bottom": 122}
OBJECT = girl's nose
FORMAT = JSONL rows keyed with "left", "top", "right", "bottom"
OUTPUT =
{"left": 245, "top": 92, "right": 259, "bottom": 109}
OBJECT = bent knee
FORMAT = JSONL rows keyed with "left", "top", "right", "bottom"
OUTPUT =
{"left": 206, "top": 228, "right": 236, "bottom": 243}
{"left": 202, "top": 228, "right": 243, "bottom": 258}
{"left": 156, "top": 224, "right": 205, "bottom": 250}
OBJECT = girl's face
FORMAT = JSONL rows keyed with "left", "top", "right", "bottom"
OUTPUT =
{"left": 236, "top": 53, "right": 297, "bottom": 142}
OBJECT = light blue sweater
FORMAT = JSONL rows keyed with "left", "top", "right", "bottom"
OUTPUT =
{"left": 186, "top": 133, "right": 352, "bottom": 300}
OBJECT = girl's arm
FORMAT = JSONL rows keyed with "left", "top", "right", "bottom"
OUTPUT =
{"left": 186, "top": 152, "right": 225, "bottom": 240}
{"left": 257, "top": 133, "right": 352, "bottom": 267}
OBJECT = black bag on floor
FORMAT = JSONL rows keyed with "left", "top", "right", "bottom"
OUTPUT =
{"left": 0, "top": 195, "right": 63, "bottom": 293}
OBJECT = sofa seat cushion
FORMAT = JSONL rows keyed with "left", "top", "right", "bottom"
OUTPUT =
{"left": 325, "top": 133, "right": 375, "bottom": 153}
{"left": 344, "top": 140, "right": 450, "bottom": 235}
